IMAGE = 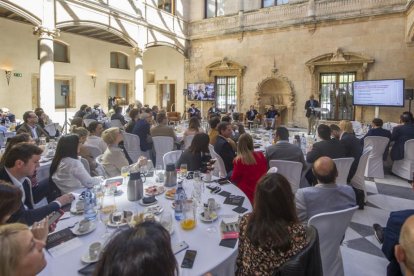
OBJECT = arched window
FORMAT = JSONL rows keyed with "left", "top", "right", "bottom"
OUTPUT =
{"left": 110, "top": 52, "right": 130, "bottom": 70}
{"left": 37, "top": 40, "right": 70, "bottom": 63}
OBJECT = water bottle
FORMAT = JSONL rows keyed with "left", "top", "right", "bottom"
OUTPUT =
{"left": 5, "top": 117, "right": 10, "bottom": 127}
{"left": 300, "top": 134, "right": 307, "bottom": 154}
{"left": 174, "top": 181, "right": 187, "bottom": 221}
{"left": 84, "top": 188, "right": 97, "bottom": 221}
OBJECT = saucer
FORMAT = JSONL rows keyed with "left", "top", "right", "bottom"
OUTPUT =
{"left": 200, "top": 212, "right": 218, "bottom": 223}
{"left": 139, "top": 198, "right": 158, "bottom": 206}
{"left": 81, "top": 253, "right": 99, "bottom": 264}
{"left": 71, "top": 221, "right": 97, "bottom": 235}
{"left": 145, "top": 205, "right": 164, "bottom": 215}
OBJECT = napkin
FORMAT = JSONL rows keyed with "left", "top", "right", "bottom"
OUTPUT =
{"left": 219, "top": 238, "right": 238, "bottom": 249}
{"left": 223, "top": 195, "right": 245, "bottom": 206}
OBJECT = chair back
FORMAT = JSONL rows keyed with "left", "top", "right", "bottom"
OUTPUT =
{"left": 183, "top": 135, "right": 195, "bottom": 149}
{"left": 80, "top": 157, "right": 91, "bottom": 175}
{"left": 83, "top": 145, "right": 102, "bottom": 159}
{"left": 84, "top": 119, "right": 96, "bottom": 127}
{"left": 273, "top": 226, "right": 323, "bottom": 276}
{"left": 350, "top": 147, "right": 372, "bottom": 194}
{"left": 405, "top": 139, "right": 414, "bottom": 160}
{"left": 110, "top": 119, "right": 124, "bottom": 129}
{"left": 208, "top": 144, "right": 227, "bottom": 178}
{"left": 44, "top": 123, "right": 58, "bottom": 137}
{"left": 333, "top": 157, "right": 354, "bottom": 185}
{"left": 95, "top": 154, "right": 108, "bottom": 178}
{"left": 163, "top": 150, "right": 183, "bottom": 168}
{"left": 308, "top": 206, "right": 358, "bottom": 276}
{"left": 391, "top": 139, "right": 414, "bottom": 180}
{"left": 268, "top": 160, "right": 303, "bottom": 194}
{"left": 123, "top": 132, "right": 142, "bottom": 162}
{"left": 152, "top": 136, "right": 174, "bottom": 168}
{"left": 363, "top": 136, "right": 389, "bottom": 178}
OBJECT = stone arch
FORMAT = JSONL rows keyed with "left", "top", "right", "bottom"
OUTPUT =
{"left": 145, "top": 41, "right": 185, "bottom": 56}
{"left": 0, "top": 2, "right": 41, "bottom": 26}
{"left": 56, "top": 21, "right": 138, "bottom": 47}
{"left": 255, "top": 74, "right": 296, "bottom": 126}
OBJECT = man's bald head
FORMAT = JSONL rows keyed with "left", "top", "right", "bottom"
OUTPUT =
{"left": 313, "top": 157, "right": 338, "bottom": 184}
{"left": 396, "top": 215, "right": 414, "bottom": 275}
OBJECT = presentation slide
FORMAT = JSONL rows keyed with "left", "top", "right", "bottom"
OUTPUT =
{"left": 353, "top": 79, "right": 404, "bottom": 107}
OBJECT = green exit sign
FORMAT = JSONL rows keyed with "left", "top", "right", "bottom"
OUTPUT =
{"left": 13, "top": 73, "right": 22, "bottom": 77}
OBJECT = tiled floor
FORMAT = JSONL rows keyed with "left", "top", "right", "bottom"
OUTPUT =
{"left": 342, "top": 171, "right": 413, "bottom": 275}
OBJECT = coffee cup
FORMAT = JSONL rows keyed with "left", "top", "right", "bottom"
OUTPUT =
{"left": 78, "top": 220, "right": 91, "bottom": 233}
{"left": 89, "top": 242, "right": 102, "bottom": 260}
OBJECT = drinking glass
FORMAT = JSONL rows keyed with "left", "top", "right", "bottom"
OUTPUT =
{"left": 160, "top": 211, "right": 173, "bottom": 234}
{"left": 121, "top": 165, "right": 131, "bottom": 185}
{"left": 112, "top": 211, "right": 123, "bottom": 229}
{"left": 180, "top": 200, "right": 196, "bottom": 231}
{"left": 180, "top": 164, "right": 188, "bottom": 179}
{"left": 155, "top": 165, "right": 165, "bottom": 183}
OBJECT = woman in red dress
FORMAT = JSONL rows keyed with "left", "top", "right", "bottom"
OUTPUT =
{"left": 231, "top": 133, "right": 267, "bottom": 204}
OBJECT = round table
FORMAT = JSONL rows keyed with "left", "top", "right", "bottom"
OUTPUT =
{"left": 39, "top": 176, "right": 252, "bottom": 276}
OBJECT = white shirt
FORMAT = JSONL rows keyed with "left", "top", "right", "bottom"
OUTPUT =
{"left": 52, "top": 157, "right": 100, "bottom": 194}
{"left": 85, "top": 135, "right": 107, "bottom": 154}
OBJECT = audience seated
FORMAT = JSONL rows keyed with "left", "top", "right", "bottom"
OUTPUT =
{"left": 125, "top": 103, "right": 135, "bottom": 114}
{"left": 266, "top": 126, "right": 306, "bottom": 169}
{"left": 101, "top": 127, "right": 146, "bottom": 177}
{"left": 0, "top": 182, "right": 23, "bottom": 224}
{"left": 183, "top": 117, "right": 204, "bottom": 138}
{"left": 150, "top": 113, "right": 177, "bottom": 141}
{"left": 230, "top": 134, "right": 267, "bottom": 204}
{"left": 125, "top": 108, "right": 140, "bottom": 133}
{"left": 330, "top": 124, "right": 341, "bottom": 140}
{"left": 151, "top": 105, "right": 159, "bottom": 120}
{"left": 360, "top": 118, "right": 391, "bottom": 160}
{"left": 208, "top": 103, "right": 221, "bottom": 118}
{"left": 0, "top": 223, "right": 48, "bottom": 276}
{"left": 111, "top": 106, "right": 127, "bottom": 125}
{"left": 214, "top": 122, "right": 236, "bottom": 175}
{"left": 50, "top": 135, "right": 101, "bottom": 193}
{"left": 338, "top": 120, "right": 362, "bottom": 182}
{"left": 264, "top": 104, "right": 279, "bottom": 129}
{"left": 85, "top": 121, "right": 107, "bottom": 153}
{"left": 93, "top": 103, "right": 106, "bottom": 119}
{"left": 0, "top": 143, "right": 73, "bottom": 225}
{"left": 395, "top": 215, "right": 414, "bottom": 276}
{"left": 0, "top": 107, "right": 16, "bottom": 123}
{"left": 176, "top": 133, "right": 211, "bottom": 172}
{"left": 236, "top": 173, "right": 307, "bottom": 275}
{"left": 83, "top": 107, "right": 96, "bottom": 120}
{"left": 94, "top": 221, "right": 178, "bottom": 276}
{"left": 245, "top": 105, "right": 258, "bottom": 125}
{"left": 132, "top": 113, "right": 153, "bottom": 153}
{"left": 70, "top": 117, "right": 84, "bottom": 128}
{"left": 16, "top": 111, "right": 50, "bottom": 142}
{"left": 71, "top": 126, "right": 98, "bottom": 176}
{"left": 187, "top": 103, "right": 201, "bottom": 119}
{"left": 295, "top": 157, "right": 356, "bottom": 223}
{"left": 74, "top": 104, "right": 88, "bottom": 118}
{"left": 373, "top": 210, "right": 414, "bottom": 276}
{"left": 390, "top": 112, "right": 414, "bottom": 161}
{"left": 208, "top": 116, "right": 220, "bottom": 145}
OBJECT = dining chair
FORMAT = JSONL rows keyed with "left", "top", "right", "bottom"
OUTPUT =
{"left": 163, "top": 150, "right": 183, "bottom": 168}
{"left": 308, "top": 206, "right": 358, "bottom": 276}
{"left": 152, "top": 136, "right": 174, "bottom": 168}
{"left": 80, "top": 157, "right": 91, "bottom": 175}
{"left": 363, "top": 136, "right": 389, "bottom": 178}
{"left": 392, "top": 139, "right": 414, "bottom": 181}
{"left": 268, "top": 160, "right": 303, "bottom": 194}
{"left": 95, "top": 154, "right": 108, "bottom": 178}
{"left": 44, "top": 123, "right": 58, "bottom": 137}
{"left": 208, "top": 144, "right": 227, "bottom": 178}
{"left": 350, "top": 147, "right": 372, "bottom": 202}
{"left": 332, "top": 157, "right": 354, "bottom": 185}
{"left": 83, "top": 145, "right": 102, "bottom": 159}
{"left": 122, "top": 132, "right": 142, "bottom": 162}
{"left": 110, "top": 119, "right": 124, "bottom": 129}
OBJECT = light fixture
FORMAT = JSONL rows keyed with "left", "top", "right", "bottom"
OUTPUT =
{"left": 5, "top": 70, "right": 11, "bottom": 86}
{"left": 90, "top": 74, "right": 97, "bottom": 87}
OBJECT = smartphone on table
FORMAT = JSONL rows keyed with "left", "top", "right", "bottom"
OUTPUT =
{"left": 181, "top": 250, "right": 197, "bottom": 269}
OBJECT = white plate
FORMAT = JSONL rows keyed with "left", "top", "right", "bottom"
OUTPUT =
{"left": 71, "top": 221, "right": 97, "bottom": 235}
{"left": 81, "top": 253, "right": 99, "bottom": 264}
{"left": 200, "top": 212, "right": 218, "bottom": 223}
{"left": 139, "top": 198, "right": 158, "bottom": 206}
{"left": 145, "top": 205, "right": 164, "bottom": 215}
{"left": 144, "top": 185, "right": 166, "bottom": 196}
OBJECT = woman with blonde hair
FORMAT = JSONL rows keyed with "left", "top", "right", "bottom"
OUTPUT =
{"left": 71, "top": 126, "right": 98, "bottom": 176}
{"left": 230, "top": 133, "right": 267, "bottom": 203}
{"left": 0, "top": 223, "right": 47, "bottom": 276}
{"left": 183, "top": 117, "right": 204, "bottom": 138}
{"left": 101, "top": 127, "right": 147, "bottom": 177}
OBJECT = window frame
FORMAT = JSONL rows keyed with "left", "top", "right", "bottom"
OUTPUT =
{"left": 158, "top": 0, "right": 175, "bottom": 15}
{"left": 262, "top": 0, "right": 289, "bottom": 8}
{"left": 110, "top": 52, "right": 130, "bottom": 70}
{"left": 37, "top": 40, "right": 70, "bottom": 63}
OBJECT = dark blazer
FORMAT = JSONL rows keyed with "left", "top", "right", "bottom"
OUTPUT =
{"left": 0, "top": 168, "right": 59, "bottom": 226}
{"left": 16, "top": 123, "right": 50, "bottom": 140}
{"left": 266, "top": 141, "right": 306, "bottom": 169}
{"left": 340, "top": 132, "right": 363, "bottom": 181}
{"left": 245, "top": 109, "right": 258, "bottom": 121}
{"left": 176, "top": 150, "right": 211, "bottom": 173}
{"left": 390, "top": 123, "right": 414, "bottom": 161}
{"left": 360, "top": 127, "right": 392, "bottom": 160}
{"left": 132, "top": 119, "right": 152, "bottom": 151}
{"left": 306, "top": 139, "right": 346, "bottom": 164}
{"left": 214, "top": 136, "right": 236, "bottom": 173}
{"left": 304, "top": 100, "right": 319, "bottom": 118}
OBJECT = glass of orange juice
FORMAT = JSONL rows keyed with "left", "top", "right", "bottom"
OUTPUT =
{"left": 180, "top": 200, "right": 196, "bottom": 230}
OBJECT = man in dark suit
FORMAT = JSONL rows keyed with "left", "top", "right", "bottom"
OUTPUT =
{"left": 360, "top": 118, "right": 391, "bottom": 160}
{"left": 304, "top": 95, "right": 320, "bottom": 135}
{"left": 306, "top": 124, "right": 346, "bottom": 185}
{"left": 390, "top": 112, "right": 414, "bottom": 161}
{"left": 214, "top": 122, "right": 236, "bottom": 175}
{"left": 0, "top": 143, "right": 73, "bottom": 225}
{"left": 16, "top": 111, "right": 50, "bottom": 141}
{"left": 266, "top": 126, "right": 306, "bottom": 170}
{"left": 188, "top": 104, "right": 200, "bottom": 119}
{"left": 132, "top": 112, "right": 153, "bottom": 152}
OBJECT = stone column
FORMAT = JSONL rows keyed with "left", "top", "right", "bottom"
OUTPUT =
{"left": 133, "top": 47, "right": 144, "bottom": 104}
{"left": 33, "top": 26, "right": 59, "bottom": 113}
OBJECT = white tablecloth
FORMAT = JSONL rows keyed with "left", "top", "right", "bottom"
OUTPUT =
{"left": 39, "top": 177, "right": 252, "bottom": 276}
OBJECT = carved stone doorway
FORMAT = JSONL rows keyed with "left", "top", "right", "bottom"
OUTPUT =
{"left": 255, "top": 76, "right": 295, "bottom": 126}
